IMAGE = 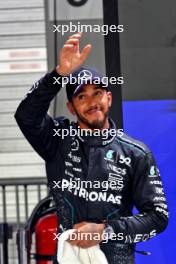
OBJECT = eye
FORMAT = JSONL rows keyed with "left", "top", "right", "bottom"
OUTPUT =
{"left": 94, "top": 90, "right": 103, "bottom": 97}
{"left": 78, "top": 94, "right": 86, "bottom": 100}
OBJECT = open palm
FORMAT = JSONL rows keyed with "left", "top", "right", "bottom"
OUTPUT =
{"left": 57, "top": 32, "right": 91, "bottom": 75}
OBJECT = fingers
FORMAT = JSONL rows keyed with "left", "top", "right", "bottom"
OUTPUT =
{"left": 66, "top": 32, "right": 82, "bottom": 47}
{"left": 80, "top": 44, "right": 92, "bottom": 63}
{"left": 63, "top": 33, "right": 91, "bottom": 58}
{"left": 59, "top": 32, "right": 91, "bottom": 73}
{"left": 64, "top": 33, "right": 81, "bottom": 50}
{"left": 65, "top": 38, "right": 79, "bottom": 46}
{"left": 69, "top": 32, "right": 82, "bottom": 39}
{"left": 62, "top": 44, "right": 75, "bottom": 49}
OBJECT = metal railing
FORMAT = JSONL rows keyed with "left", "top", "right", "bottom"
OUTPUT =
{"left": 0, "top": 177, "right": 48, "bottom": 226}
{"left": 0, "top": 177, "right": 48, "bottom": 264}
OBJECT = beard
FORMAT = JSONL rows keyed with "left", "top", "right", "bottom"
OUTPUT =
{"left": 73, "top": 105, "right": 109, "bottom": 129}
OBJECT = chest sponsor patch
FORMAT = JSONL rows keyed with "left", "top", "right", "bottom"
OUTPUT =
{"left": 71, "top": 139, "right": 79, "bottom": 151}
{"left": 107, "top": 163, "right": 127, "bottom": 175}
{"left": 108, "top": 173, "right": 124, "bottom": 191}
{"left": 63, "top": 178, "right": 122, "bottom": 205}
{"left": 148, "top": 166, "right": 158, "bottom": 177}
{"left": 104, "top": 150, "right": 118, "bottom": 163}
{"left": 68, "top": 151, "right": 81, "bottom": 163}
{"left": 119, "top": 155, "right": 131, "bottom": 167}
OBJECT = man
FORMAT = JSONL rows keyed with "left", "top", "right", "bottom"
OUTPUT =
{"left": 15, "top": 33, "right": 168, "bottom": 264}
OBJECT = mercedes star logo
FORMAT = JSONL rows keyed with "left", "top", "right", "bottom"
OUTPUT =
{"left": 79, "top": 70, "right": 92, "bottom": 80}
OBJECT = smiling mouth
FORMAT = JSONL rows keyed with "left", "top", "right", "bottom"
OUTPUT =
{"left": 86, "top": 108, "right": 101, "bottom": 115}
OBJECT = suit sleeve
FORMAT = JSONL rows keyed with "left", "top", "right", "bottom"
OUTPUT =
{"left": 14, "top": 69, "right": 67, "bottom": 161}
{"left": 107, "top": 151, "right": 169, "bottom": 243}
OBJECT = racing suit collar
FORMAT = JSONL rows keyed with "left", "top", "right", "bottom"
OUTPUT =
{"left": 71, "top": 118, "right": 117, "bottom": 146}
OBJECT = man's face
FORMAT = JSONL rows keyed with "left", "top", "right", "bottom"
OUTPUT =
{"left": 67, "top": 84, "right": 112, "bottom": 129}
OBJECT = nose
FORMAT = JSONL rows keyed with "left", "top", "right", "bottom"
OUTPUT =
{"left": 87, "top": 96, "right": 98, "bottom": 109}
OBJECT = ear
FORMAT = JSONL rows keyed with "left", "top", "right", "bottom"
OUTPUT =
{"left": 67, "top": 101, "right": 76, "bottom": 115}
{"left": 107, "top": 91, "right": 112, "bottom": 107}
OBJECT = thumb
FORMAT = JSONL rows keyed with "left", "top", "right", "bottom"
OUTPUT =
{"left": 80, "top": 44, "right": 92, "bottom": 64}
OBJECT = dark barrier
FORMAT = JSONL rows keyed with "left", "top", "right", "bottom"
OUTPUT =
{"left": 0, "top": 223, "right": 13, "bottom": 264}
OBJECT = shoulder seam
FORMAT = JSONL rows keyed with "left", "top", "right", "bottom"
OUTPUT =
{"left": 115, "top": 136, "right": 149, "bottom": 154}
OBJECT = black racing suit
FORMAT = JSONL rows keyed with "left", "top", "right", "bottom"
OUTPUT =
{"left": 14, "top": 69, "right": 169, "bottom": 264}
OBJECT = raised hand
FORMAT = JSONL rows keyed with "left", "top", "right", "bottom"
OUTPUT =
{"left": 56, "top": 32, "right": 92, "bottom": 76}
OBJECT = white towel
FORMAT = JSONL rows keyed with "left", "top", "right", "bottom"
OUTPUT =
{"left": 57, "top": 229, "right": 108, "bottom": 264}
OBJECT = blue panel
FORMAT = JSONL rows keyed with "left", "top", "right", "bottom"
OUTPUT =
{"left": 123, "top": 100, "right": 176, "bottom": 264}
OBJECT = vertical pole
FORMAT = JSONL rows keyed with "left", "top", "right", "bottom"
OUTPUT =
{"left": 0, "top": 223, "right": 12, "bottom": 264}
{"left": 15, "top": 186, "right": 20, "bottom": 229}
{"left": 103, "top": 0, "right": 123, "bottom": 129}
{"left": 2, "top": 186, "right": 7, "bottom": 222}
{"left": 24, "top": 185, "right": 28, "bottom": 221}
